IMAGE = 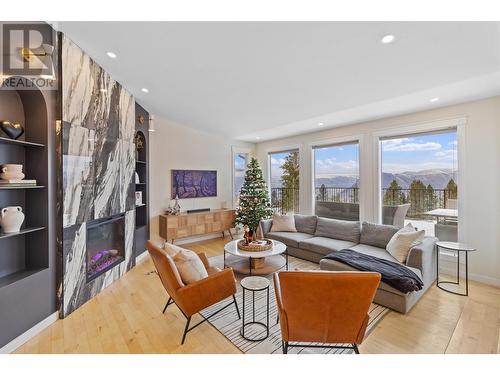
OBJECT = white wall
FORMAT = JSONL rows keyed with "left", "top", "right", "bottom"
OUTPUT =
{"left": 255, "top": 96, "right": 500, "bottom": 286}
{"left": 149, "top": 116, "right": 254, "bottom": 242}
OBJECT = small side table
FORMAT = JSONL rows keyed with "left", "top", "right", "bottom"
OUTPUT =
{"left": 436, "top": 241, "right": 476, "bottom": 296}
{"left": 240, "top": 276, "right": 270, "bottom": 341}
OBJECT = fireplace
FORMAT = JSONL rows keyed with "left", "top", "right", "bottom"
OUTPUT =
{"left": 86, "top": 214, "right": 125, "bottom": 282}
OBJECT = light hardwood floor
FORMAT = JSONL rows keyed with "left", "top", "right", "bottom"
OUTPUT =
{"left": 14, "top": 236, "right": 500, "bottom": 354}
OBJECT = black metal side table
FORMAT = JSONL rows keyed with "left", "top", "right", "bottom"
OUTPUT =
{"left": 436, "top": 241, "right": 476, "bottom": 296}
{"left": 240, "top": 276, "right": 270, "bottom": 341}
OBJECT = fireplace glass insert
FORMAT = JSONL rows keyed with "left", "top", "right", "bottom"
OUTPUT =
{"left": 86, "top": 214, "right": 125, "bottom": 282}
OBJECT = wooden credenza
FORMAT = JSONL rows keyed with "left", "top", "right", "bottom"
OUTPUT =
{"left": 159, "top": 208, "right": 235, "bottom": 243}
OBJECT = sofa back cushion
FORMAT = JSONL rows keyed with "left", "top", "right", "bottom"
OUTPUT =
{"left": 360, "top": 222, "right": 399, "bottom": 249}
{"left": 314, "top": 217, "right": 360, "bottom": 243}
{"left": 293, "top": 214, "right": 318, "bottom": 234}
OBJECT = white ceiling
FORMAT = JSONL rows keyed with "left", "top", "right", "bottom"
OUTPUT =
{"left": 56, "top": 22, "right": 500, "bottom": 142}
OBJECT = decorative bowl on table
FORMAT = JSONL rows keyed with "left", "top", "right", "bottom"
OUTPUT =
{"left": 237, "top": 239, "right": 273, "bottom": 252}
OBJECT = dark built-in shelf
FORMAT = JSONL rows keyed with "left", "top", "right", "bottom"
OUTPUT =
{"left": 0, "top": 185, "right": 45, "bottom": 190}
{"left": 0, "top": 226, "right": 46, "bottom": 240}
{"left": 135, "top": 204, "right": 146, "bottom": 208}
{"left": 135, "top": 224, "right": 147, "bottom": 229}
{"left": 136, "top": 160, "right": 147, "bottom": 164}
{"left": 0, "top": 137, "right": 45, "bottom": 148}
{"left": 0, "top": 268, "right": 46, "bottom": 289}
{"left": 135, "top": 183, "right": 146, "bottom": 185}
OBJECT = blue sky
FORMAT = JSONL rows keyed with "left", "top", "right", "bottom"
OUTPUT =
{"left": 381, "top": 131, "right": 457, "bottom": 173}
{"left": 269, "top": 131, "right": 458, "bottom": 180}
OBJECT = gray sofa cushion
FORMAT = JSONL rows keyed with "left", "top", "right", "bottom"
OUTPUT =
{"left": 266, "top": 232, "right": 314, "bottom": 248}
{"left": 314, "top": 217, "right": 360, "bottom": 243}
{"left": 360, "top": 222, "right": 399, "bottom": 249}
{"left": 348, "top": 243, "right": 399, "bottom": 263}
{"left": 293, "top": 214, "right": 318, "bottom": 235}
{"left": 299, "top": 236, "right": 357, "bottom": 256}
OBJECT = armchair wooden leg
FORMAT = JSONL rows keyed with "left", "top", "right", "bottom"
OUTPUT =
{"left": 232, "top": 294, "right": 241, "bottom": 319}
{"left": 163, "top": 297, "right": 173, "bottom": 314}
{"left": 353, "top": 344, "right": 360, "bottom": 354}
{"left": 181, "top": 316, "right": 192, "bottom": 345}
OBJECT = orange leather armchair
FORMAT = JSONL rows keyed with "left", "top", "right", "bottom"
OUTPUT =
{"left": 274, "top": 271, "right": 380, "bottom": 354}
{"left": 146, "top": 240, "right": 240, "bottom": 344}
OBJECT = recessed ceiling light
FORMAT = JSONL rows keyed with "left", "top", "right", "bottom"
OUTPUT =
{"left": 430, "top": 97, "right": 440, "bottom": 102}
{"left": 141, "top": 88, "right": 149, "bottom": 93}
{"left": 106, "top": 51, "right": 117, "bottom": 59}
{"left": 318, "top": 122, "right": 324, "bottom": 127}
{"left": 381, "top": 34, "right": 395, "bottom": 44}
{"left": 255, "top": 136, "right": 261, "bottom": 140}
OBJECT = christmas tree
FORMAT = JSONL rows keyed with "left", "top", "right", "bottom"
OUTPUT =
{"left": 235, "top": 157, "right": 273, "bottom": 233}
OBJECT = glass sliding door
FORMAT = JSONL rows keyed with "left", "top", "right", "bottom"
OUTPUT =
{"left": 269, "top": 150, "right": 300, "bottom": 214}
{"left": 313, "top": 142, "right": 360, "bottom": 221}
{"left": 380, "top": 130, "right": 458, "bottom": 237}
{"left": 233, "top": 152, "right": 249, "bottom": 207}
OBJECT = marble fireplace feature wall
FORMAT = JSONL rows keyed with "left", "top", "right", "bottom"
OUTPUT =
{"left": 62, "top": 210, "right": 135, "bottom": 315}
{"left": 59, "top": 34, "right": 136, "bottom": 317}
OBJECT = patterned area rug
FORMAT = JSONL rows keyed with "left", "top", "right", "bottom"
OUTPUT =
{"left": 201, "top": 255, "right": 389, "bottom": 354}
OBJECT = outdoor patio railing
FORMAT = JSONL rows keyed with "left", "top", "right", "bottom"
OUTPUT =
{"left": 270, "top": 186, "right": 457, "bottom": 218}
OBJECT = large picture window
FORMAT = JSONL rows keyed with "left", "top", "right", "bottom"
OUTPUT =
{"left": 313, "top": 142, "right": 360, "bottom": 221}
{"left": 269, "top": 150, "right": 300, "bottom": 214}
{"left": 380, "top": 129, "right": 458, "bottom": 237}
{"left": 233, "top": 152, "right": 249, "bottom": 207}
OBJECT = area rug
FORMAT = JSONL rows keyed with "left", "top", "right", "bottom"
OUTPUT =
{"left": 201, "top": 255, "right": 389, "bottom": 354}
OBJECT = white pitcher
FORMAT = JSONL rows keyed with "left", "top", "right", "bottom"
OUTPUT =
{"left": 0, "top": 206, "right": 25, "bottom": 233}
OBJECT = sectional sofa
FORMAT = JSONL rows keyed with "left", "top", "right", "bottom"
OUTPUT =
{"left": 260, "top": 215, "right": 438, "bottom": 313}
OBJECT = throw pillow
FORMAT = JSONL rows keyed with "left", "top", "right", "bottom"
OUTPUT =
{"left": 386, "top": 226, "right": 425, "bottom": 263}
{"left": 270, "top": 214, "right": 297, "bottom": 232}
{"left": 172, "top": 248, "right": 208, "bottom": 284}
{"left": 164, "top": 242, "right": 184, "bottom": 257}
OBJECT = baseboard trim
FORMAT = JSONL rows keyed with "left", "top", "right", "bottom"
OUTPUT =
{"left": 173, "top": 232, "right": 225, "bottom": 245}
{"left": 0, "top": 312, "right": 59, "bottom": 354}
{"left": 135, "top": 250, "right": 149, "bottom": 264}
{"left": 439, "top": 261, "right": 500, "bottom": 287}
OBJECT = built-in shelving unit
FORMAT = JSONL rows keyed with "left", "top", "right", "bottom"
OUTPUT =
{"left": 0, "top": 79, "right": 56, "bottom": 348}
{"left": 134, "top": 103, "right": 150, "bottom": 258}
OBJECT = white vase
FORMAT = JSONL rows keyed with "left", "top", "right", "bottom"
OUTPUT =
{"left": 0, "top": 206, "right": 25, "bottom": 233}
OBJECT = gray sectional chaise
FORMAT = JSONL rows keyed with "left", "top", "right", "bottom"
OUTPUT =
{"left": 260, "top": 215, "right": 438, "bottom": 313}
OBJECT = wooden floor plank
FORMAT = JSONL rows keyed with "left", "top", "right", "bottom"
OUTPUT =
{"left": 13, "top": 235, "right": 500, "bottom": 354}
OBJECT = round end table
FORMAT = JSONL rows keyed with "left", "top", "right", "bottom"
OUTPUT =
{"left": 240, "top": 276, "right": 270, "bottom": 342}
{"left": 436, "top": 241, "right": 476, "bottom": 296}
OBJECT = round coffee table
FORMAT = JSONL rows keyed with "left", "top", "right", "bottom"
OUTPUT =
{"left": 223, "top": 239, "right": 288, "bottom": 275}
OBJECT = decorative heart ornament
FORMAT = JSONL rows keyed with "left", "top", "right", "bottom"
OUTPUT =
{"left": 0, "top": 121, "right": 25, "bottom": 140}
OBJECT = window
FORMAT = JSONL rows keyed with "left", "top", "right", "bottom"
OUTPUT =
{"left": 233, "top": 152, "right": 249, "bottom": 207}
{"left": 269, "top": 150, "right": 300, "bottom": 214}
{"left": 380, "top": 129, "right": 458, "bottom": 237}
{"left": 313, "top": 142, "right": 360, "bottom": 220}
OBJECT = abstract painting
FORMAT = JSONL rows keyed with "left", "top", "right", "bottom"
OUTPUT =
{"left": 172, "top": 170, "right": 217, "bottom": 199}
